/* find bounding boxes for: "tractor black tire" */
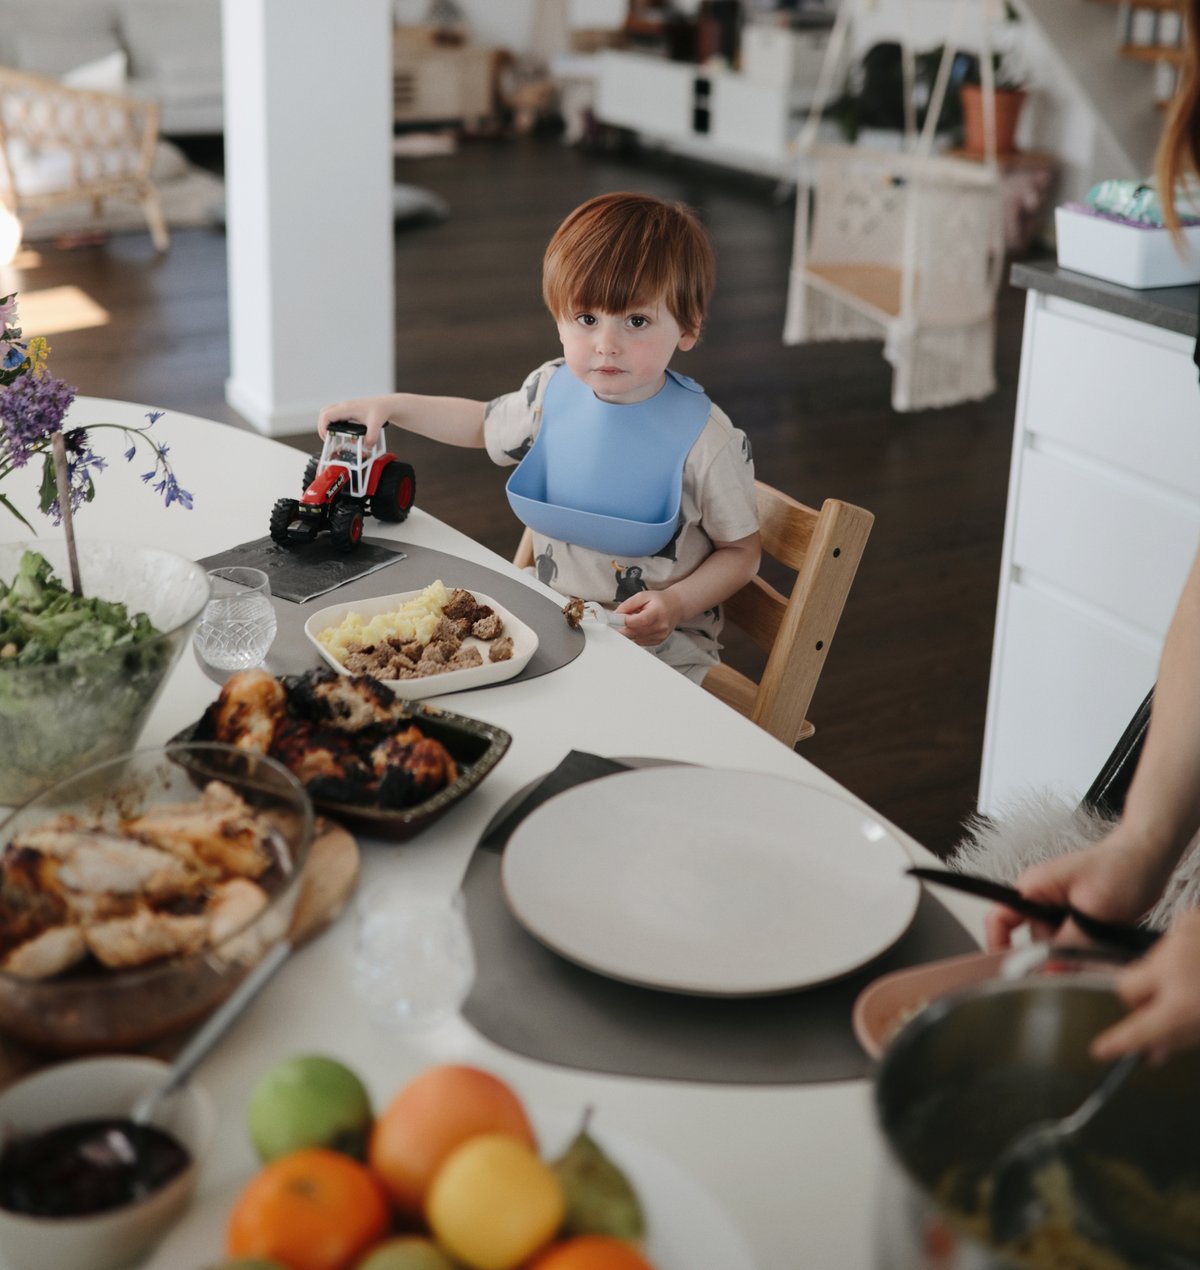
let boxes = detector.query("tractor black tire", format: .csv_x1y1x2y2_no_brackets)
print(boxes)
330,498,365,551
302,453,320,492
270,497,300,546
371,461,416,523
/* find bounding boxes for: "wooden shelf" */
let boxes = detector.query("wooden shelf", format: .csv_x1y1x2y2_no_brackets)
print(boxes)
1119,42,1187,64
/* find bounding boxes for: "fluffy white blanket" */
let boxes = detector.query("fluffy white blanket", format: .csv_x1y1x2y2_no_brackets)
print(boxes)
948,791,1200,931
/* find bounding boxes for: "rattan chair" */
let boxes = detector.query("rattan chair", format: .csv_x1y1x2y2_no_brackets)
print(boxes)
514,483,874,747
0,67,168,251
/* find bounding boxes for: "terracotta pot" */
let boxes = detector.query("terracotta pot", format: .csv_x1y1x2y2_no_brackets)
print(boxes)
960,82,1026,157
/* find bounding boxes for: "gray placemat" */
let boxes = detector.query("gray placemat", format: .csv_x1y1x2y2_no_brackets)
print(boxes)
460,751,980,1086
197,537,584,689
201,535,405,603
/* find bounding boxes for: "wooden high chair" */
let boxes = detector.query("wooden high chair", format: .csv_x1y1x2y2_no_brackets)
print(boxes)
513,483,874,747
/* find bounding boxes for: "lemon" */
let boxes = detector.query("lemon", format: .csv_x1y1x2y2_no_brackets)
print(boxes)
425,1133,565,1270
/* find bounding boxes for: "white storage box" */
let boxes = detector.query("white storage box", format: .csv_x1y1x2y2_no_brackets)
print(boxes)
1055,203,1200,289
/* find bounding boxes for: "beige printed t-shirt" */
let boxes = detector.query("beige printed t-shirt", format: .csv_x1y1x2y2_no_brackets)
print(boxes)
483,359,758,673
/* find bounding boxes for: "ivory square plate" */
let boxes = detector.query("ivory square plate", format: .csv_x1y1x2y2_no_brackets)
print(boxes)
304,587,538,699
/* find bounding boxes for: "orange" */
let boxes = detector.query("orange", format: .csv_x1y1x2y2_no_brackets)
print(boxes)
527,1236,658,1270
367,1064,536,1218
226,1147,391,1270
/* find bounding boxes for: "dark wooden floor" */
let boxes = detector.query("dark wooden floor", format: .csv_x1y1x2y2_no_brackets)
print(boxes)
0,134,1035,858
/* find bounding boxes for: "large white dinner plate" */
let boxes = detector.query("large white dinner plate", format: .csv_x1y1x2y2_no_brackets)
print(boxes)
501,767,920,996
141,1106,759,1270
304,587,538,699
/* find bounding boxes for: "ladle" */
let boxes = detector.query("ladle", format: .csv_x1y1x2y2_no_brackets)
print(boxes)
988,1051,1140,1247
78,938,293,1187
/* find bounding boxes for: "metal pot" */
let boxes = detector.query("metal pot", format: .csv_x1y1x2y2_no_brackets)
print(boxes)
873,968,1200,1268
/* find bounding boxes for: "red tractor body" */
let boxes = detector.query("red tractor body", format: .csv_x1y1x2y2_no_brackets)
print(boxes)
270,422,415,551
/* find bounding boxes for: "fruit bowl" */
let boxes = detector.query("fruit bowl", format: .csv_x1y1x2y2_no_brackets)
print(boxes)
0,742,314,1055
0,540,211,807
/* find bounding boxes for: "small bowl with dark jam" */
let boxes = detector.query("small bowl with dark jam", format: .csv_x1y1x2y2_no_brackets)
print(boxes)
0,1055,214,1270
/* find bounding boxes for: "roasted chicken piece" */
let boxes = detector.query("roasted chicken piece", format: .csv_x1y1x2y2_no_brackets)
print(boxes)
0,782,285,978
197,669,464,810
207,668,287,752
124,781,276,880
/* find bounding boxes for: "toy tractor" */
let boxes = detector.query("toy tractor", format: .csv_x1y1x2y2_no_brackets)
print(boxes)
269,421,416,551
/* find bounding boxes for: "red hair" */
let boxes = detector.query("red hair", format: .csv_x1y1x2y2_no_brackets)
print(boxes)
542,192,715,335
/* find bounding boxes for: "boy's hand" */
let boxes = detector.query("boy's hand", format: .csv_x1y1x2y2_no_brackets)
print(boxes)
617,590,682,646
317,398,393,447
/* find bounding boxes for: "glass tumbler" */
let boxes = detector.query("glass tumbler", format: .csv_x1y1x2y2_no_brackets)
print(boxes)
352,882,476,1031
193,567,277,672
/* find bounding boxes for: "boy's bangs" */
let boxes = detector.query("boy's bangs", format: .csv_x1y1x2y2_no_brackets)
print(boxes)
554,250,668,319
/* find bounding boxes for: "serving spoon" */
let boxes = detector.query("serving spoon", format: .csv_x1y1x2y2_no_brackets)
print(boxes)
988,1051,1140,1249
77,938,294,1191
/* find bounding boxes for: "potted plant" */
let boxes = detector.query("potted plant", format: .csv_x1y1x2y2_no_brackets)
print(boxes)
958,47,1027,157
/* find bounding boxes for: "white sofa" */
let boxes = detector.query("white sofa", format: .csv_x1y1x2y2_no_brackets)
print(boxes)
0,0,222,135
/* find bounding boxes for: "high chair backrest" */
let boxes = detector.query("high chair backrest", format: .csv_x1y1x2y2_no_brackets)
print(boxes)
704,486,873,746
513,484,874,747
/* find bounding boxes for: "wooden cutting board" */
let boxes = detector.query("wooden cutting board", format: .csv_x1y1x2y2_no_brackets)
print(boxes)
0,817,360,1092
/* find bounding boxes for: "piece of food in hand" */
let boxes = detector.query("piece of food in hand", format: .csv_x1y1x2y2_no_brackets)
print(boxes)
367,1063,537,1219
425,1133,566,1270
551,1110,645,1242
248,1055,374,1163
562,597,585,629
226,1148,390,1270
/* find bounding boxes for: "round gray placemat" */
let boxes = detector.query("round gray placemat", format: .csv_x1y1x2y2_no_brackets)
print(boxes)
459,751,980,1086
197,536,584,688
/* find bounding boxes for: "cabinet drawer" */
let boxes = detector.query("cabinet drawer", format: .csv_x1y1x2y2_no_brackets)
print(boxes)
981,583,1159,811
1024,306,1200,500
1012,446,1200,636
711,75,790,158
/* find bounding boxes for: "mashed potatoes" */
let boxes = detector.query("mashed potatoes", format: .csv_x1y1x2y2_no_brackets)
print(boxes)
316,580,452,662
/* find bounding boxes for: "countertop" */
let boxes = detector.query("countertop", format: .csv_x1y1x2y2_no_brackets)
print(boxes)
1010,259,1200,338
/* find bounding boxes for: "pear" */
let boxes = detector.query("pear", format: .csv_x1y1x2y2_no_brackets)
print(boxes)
550,1108,646,1241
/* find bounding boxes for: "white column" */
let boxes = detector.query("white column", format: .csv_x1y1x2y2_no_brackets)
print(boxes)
222,0,394,437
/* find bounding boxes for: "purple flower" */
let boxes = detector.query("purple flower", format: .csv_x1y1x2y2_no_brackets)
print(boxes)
0,371,76,467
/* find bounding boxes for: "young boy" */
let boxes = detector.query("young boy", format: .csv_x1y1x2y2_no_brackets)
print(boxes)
317,191,760,683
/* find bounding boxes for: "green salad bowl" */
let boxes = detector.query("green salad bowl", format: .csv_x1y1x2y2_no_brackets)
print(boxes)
0,541,211,807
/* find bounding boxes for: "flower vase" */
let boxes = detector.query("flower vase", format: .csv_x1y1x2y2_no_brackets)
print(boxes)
961,83,1026,158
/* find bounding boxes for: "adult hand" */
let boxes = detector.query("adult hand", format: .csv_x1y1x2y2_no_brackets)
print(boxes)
317,398,393,447
1091,908,1200,1064
617,589,682,647
984,829,1172,950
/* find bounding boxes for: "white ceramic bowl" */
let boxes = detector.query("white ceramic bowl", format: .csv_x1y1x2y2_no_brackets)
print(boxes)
0,1056,215,1270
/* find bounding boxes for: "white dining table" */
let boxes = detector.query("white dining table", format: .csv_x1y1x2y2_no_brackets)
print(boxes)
0,400,990,1270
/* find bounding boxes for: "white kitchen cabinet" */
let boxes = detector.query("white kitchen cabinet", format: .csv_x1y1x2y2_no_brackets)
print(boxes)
979,278,1200,813
593,48,823,177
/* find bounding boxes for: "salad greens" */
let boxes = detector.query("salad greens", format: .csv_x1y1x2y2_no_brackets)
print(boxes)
0,550,161,667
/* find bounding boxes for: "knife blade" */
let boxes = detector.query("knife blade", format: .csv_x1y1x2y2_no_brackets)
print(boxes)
907,866,1160,954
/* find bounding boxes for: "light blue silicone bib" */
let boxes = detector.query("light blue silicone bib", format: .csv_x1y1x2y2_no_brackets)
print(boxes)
506,366,710,557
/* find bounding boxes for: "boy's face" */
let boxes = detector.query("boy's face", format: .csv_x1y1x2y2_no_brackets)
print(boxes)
555,298,697,405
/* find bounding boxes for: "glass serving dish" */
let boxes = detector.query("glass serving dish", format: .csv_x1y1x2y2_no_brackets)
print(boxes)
0,742,313,1055
0,541,211,807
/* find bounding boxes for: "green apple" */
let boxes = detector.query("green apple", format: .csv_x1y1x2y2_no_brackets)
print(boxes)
354,1237,457,1270
247,1054,373,1162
